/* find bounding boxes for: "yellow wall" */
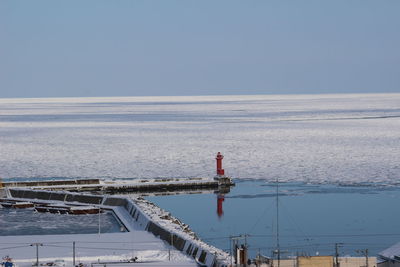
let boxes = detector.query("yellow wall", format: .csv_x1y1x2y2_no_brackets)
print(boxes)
298,256,334,267
339,257,376,267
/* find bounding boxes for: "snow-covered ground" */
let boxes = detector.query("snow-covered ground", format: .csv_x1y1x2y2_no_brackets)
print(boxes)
0,189,228,267
0,208,123,236
0,94,399,184
0,195,199,267
0,232,196,267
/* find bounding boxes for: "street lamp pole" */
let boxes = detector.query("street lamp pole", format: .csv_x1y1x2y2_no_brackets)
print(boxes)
31,243,43,266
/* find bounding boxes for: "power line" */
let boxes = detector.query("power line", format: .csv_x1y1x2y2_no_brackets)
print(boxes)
0,245,31,250
0,240,162,245
248,233,400,238
44,244,171,252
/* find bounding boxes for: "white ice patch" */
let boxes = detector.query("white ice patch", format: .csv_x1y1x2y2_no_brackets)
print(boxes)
0,94,399,184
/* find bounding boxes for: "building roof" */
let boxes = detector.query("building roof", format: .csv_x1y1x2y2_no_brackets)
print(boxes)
379,242,400,261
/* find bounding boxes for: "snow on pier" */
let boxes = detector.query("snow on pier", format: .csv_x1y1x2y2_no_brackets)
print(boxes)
3,188,231,267
1,177,234,194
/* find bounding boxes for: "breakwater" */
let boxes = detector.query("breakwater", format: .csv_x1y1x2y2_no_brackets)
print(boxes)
2,177,233,194
6,188,231,267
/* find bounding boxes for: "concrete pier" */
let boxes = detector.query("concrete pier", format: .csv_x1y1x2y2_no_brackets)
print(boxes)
1,177,234,194
5,188,231,267
0,178,100,188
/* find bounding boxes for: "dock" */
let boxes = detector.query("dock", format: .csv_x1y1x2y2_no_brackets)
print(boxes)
4,188,232,267
0,177,234,194
0,178,100,188
0,153,235,267
0,153,235,195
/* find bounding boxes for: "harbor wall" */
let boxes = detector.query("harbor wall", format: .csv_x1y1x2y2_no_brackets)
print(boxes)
2,179,100,188
8,188,230,267
107,195,229,267
0,189,6,198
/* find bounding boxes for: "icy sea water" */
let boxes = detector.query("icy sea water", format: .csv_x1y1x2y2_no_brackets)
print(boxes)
0,94,399,184
147,180,400,258
0,94,399,257
0,209,124,236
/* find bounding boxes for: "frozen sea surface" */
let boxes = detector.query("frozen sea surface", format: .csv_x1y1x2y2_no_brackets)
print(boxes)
0,208,123,236
0,94,399,184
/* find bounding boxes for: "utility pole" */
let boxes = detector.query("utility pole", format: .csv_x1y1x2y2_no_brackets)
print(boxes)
169,233,174,261
356,249,369,267
276,176,280,267
73,241,76,267
230,234,249,266
229,236,233,267
98,200,101,235
31,243,43,267
335,243,343,267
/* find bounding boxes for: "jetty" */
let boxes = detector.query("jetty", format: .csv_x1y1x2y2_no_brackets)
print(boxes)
0,153,234,267
0,153,234,195
3,187,231,267
0,177,233,196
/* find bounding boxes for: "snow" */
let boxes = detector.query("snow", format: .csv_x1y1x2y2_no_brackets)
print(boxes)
1,189,229,266
0,194,198,267
21,177,219,191
132,197,231,265
0,232,196,267
0,94,399,184
378,241,400,261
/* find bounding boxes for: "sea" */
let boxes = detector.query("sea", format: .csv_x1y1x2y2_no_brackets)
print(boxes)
0,93,399,258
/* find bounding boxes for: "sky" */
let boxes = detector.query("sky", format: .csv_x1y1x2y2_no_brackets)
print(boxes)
1,1,399,98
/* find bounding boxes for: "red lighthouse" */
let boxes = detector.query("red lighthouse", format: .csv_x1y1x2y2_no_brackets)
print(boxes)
213,152,233,218
216,152,225,176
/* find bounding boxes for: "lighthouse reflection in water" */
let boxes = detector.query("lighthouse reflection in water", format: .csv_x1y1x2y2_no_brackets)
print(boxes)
214,152,229,219
217,194,225,218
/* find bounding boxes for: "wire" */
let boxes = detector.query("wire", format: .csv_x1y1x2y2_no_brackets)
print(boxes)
246,194,275,235
0,240,162,245
0,245,31,250
248,233,400,238
77,241,161,244
43,244,169,252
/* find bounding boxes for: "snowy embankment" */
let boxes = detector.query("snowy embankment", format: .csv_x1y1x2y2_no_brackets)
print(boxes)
0,232,196,267
132,197,231,266
1,191,196,267
3,188,231,267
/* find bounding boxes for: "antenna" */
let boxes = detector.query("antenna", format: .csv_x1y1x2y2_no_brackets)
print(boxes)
335,243,343,267
356,248,369,267
230,234,249,265
98,199,101,235
276,176,280,267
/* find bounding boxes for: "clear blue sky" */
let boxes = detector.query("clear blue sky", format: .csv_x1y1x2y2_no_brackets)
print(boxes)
1,1,399,98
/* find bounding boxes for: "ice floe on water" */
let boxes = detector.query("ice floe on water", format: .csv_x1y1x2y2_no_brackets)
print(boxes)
0,209,122,236
0,94,399,185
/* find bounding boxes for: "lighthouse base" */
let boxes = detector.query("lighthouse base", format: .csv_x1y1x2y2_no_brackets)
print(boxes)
213,176,234,186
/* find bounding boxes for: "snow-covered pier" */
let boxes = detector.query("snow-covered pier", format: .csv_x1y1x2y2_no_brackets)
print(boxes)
0,178,100,188
1,177,234,195
4,188,231,267
0,153,234,195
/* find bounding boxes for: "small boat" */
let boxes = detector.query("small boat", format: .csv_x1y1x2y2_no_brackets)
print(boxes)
68,206,101,215
35,205,70,214
34,206,50,213
47,207,69,214
35,204,101,215
12,202,35,209
0,202,14,208
1,201,34,209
